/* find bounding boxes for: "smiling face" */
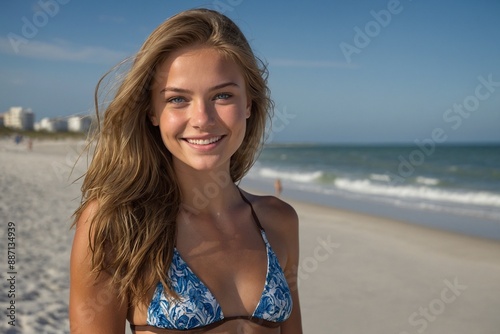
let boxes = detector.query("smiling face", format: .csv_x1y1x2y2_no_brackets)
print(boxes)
150,46,251,174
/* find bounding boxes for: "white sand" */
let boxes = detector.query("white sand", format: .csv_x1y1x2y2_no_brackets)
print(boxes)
1,138,85,333
0,138,499,333
290,201,500,334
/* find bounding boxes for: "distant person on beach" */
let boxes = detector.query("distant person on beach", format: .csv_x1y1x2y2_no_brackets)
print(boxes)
275,178,283,197
70,9,302,334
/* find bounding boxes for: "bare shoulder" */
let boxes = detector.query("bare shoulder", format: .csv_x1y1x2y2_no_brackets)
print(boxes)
241,189,299,236
73,200,99,231
71,200,100,257
71,200,98,259
241,189,300,292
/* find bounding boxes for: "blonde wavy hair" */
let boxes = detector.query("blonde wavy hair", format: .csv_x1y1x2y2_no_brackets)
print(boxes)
73,8,273,305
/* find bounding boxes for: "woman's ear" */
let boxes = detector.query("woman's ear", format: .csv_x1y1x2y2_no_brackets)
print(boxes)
245,101,251,119
149,112,159,126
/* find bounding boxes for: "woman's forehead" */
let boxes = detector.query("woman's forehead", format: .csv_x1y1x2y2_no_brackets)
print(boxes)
153,47,245,90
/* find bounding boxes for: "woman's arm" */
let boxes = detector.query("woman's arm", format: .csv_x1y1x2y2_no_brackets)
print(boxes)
279,203,303,334
69,202,128,334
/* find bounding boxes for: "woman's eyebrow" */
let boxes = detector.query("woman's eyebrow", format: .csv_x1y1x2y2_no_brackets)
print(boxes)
209,82,240,91
160,82,240,94
160,86,192,94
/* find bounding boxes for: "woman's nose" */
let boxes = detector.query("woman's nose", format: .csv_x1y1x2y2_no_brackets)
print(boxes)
190,99,216,129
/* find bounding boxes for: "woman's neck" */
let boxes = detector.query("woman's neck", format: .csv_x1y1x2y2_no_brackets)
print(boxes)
174,164,241,217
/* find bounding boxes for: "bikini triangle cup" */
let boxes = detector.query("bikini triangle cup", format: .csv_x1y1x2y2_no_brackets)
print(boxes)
130,189,293,332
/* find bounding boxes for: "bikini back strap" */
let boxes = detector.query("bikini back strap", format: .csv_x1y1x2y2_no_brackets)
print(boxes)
237,188,265,231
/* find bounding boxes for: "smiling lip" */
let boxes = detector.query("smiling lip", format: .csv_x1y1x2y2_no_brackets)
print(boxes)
184,136,224,146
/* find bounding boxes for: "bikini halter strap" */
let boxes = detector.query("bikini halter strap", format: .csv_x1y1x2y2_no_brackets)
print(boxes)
237,188,265,231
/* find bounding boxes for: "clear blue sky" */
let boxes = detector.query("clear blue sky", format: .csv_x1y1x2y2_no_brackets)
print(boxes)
1,0,499,143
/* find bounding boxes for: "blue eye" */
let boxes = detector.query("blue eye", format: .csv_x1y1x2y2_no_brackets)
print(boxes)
167,96,186,104
214,93,232,100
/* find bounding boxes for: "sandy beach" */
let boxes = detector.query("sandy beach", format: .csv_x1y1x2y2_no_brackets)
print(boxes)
1,139,499,333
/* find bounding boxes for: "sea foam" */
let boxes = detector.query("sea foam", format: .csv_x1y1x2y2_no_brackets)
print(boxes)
334,178,500,207
259,167,323,183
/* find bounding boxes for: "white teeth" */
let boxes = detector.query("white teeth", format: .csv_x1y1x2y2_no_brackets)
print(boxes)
186,136,222,145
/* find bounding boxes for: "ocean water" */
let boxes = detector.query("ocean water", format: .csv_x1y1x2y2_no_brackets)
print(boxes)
244,144,500,238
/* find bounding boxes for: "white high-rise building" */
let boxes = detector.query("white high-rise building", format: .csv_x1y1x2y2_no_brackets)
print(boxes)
4,107,34,130
67,115,92,133
35,117,68,132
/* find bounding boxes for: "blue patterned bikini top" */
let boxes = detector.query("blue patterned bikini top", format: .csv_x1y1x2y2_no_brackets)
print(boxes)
130,190,293,332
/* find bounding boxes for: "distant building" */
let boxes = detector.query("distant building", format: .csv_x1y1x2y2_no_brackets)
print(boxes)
35,117,68,132
4,107,34,130
67,115,92,133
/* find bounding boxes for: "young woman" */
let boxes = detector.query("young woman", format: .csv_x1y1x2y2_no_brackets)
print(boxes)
70,9,302,334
